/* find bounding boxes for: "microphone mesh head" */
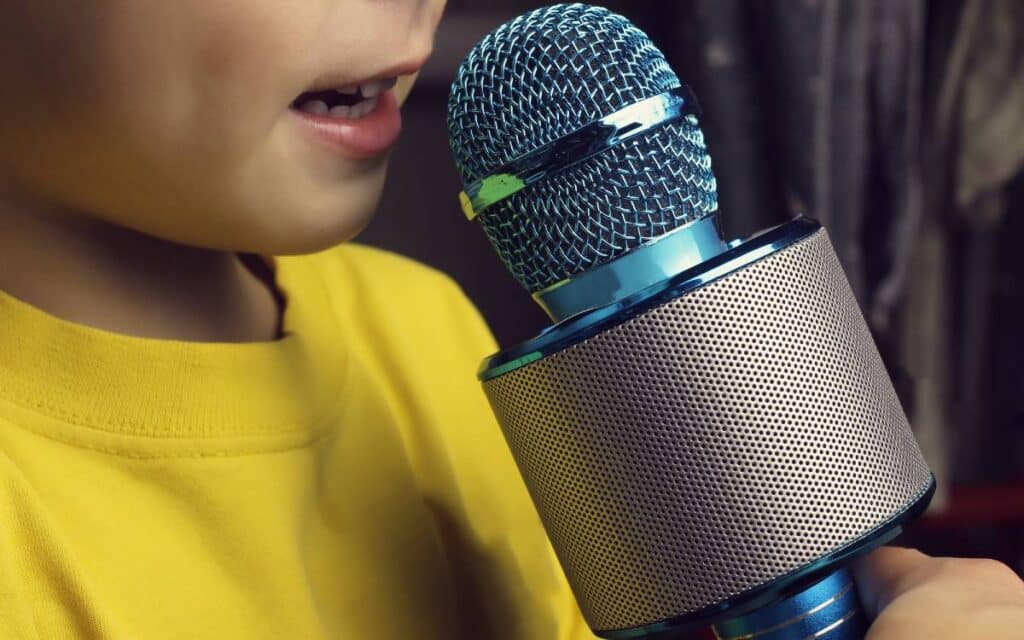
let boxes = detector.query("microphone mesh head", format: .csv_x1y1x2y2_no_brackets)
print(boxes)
448,3,718,293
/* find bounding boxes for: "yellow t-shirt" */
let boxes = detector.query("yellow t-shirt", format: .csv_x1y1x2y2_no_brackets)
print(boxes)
0,244,596,639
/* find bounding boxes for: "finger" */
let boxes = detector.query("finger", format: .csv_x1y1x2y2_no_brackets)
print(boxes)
851,546,933,617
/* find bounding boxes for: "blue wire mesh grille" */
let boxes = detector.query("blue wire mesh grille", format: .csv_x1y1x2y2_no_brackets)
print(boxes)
447,3,718,293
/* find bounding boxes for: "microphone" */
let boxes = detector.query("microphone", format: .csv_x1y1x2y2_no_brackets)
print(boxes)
447,5,935,640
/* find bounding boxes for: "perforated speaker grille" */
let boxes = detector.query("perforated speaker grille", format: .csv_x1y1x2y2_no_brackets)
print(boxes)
482,229,932,632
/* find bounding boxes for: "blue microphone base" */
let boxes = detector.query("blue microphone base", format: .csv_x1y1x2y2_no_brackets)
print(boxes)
711,568,867,640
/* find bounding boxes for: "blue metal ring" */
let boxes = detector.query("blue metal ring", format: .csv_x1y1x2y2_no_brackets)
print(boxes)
533,214,728,322
712,568,866,640
479,216,820,381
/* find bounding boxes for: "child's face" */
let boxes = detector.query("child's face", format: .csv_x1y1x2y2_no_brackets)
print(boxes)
0,0,444,254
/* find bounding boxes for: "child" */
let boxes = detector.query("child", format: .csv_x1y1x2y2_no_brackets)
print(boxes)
0,2,1020,639
0,1,591,637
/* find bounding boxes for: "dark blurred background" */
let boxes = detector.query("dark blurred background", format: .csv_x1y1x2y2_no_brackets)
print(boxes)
359,0,1024,604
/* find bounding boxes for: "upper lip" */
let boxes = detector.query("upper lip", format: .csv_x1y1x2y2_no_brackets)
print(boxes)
301,54,430,94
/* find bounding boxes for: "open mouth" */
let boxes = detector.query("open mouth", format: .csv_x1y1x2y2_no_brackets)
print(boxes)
289,77,398,119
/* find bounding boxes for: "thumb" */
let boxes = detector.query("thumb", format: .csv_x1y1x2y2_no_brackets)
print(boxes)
852,545,1024,639
851,546,932,618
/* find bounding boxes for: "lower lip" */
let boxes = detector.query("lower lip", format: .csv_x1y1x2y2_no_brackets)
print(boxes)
288,90,402,160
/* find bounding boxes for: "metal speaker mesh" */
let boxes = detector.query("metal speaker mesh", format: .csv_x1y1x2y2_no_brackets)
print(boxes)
447,3,718,293
482,229,933,632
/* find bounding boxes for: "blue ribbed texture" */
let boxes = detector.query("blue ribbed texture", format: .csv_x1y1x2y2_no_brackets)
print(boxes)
713,569,868,640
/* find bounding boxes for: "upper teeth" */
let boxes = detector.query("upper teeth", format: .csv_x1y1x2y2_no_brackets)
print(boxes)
294,76,398,119
334,77,398,99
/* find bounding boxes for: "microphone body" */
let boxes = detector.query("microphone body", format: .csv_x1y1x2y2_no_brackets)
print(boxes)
446,5,934,638
478,218,932,638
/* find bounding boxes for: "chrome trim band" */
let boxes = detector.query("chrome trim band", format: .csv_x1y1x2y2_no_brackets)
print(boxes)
534,214,727,322
458,85,702,220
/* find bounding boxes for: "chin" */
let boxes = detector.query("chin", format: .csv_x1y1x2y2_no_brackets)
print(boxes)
243,202,379,256
227,167,388,255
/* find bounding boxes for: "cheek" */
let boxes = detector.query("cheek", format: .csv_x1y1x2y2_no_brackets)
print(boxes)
0,2,112,136
186,3,323,144
41,1,323,165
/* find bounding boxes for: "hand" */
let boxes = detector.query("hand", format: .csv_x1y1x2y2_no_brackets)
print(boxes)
853,546,1024,638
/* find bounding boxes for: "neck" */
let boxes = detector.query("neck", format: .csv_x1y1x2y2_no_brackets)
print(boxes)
0,190,282,343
